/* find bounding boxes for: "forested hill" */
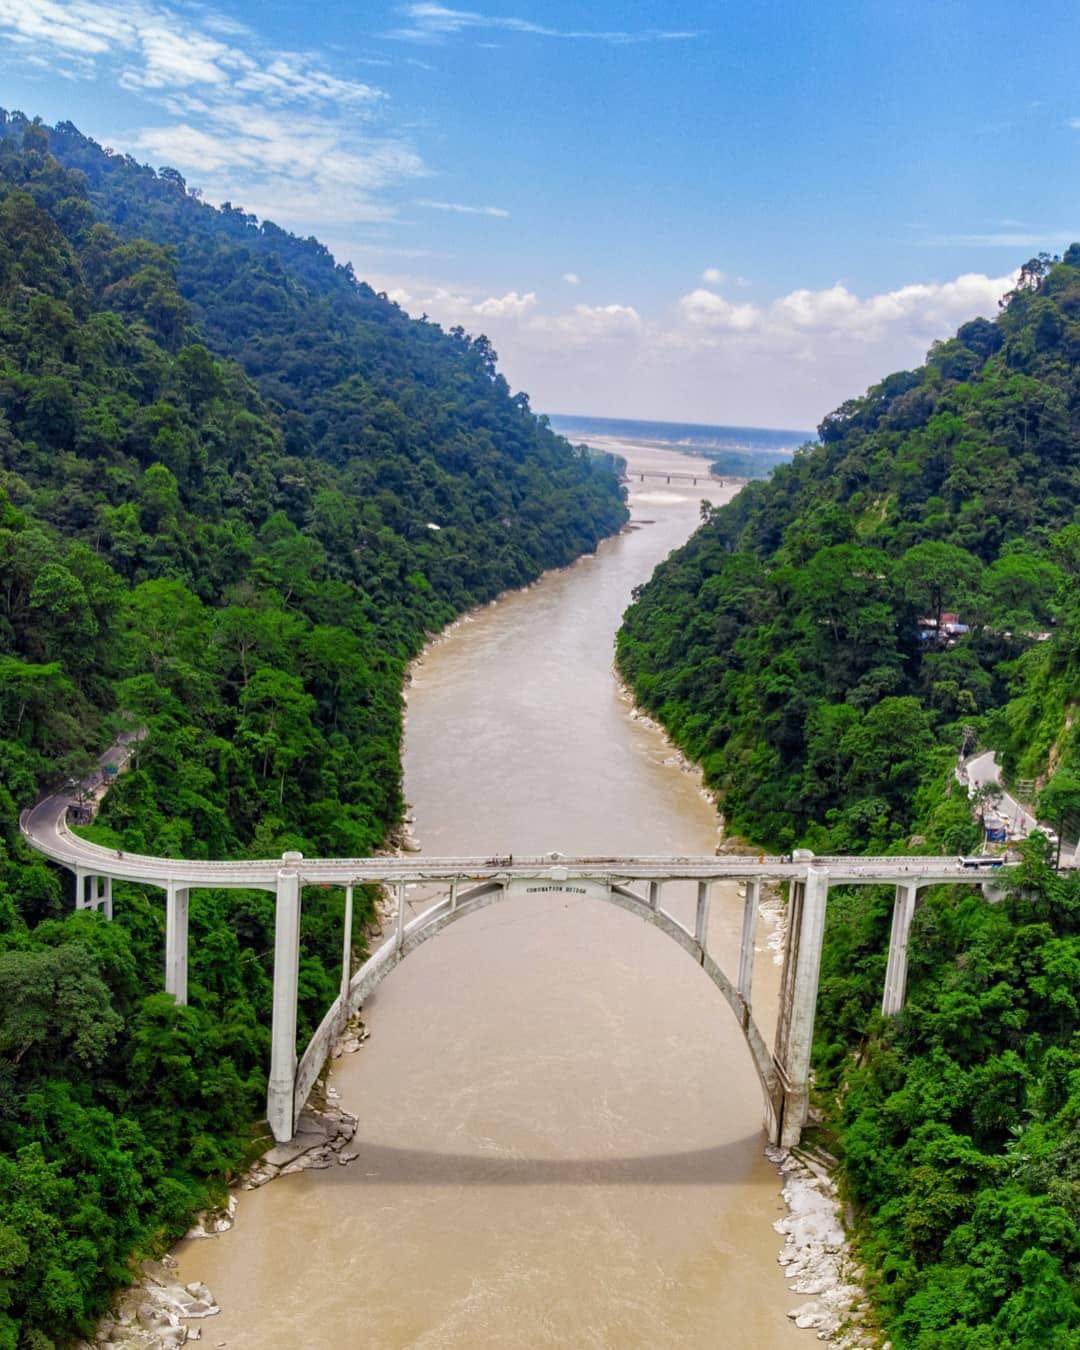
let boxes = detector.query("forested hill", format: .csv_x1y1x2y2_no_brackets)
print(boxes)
619,252,1080,852
0,110,627,853
619,259,1080,1343
23,111,625,561
0,117,624,1346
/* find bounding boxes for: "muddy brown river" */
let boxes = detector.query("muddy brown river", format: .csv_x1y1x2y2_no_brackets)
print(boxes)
176,445,803,1347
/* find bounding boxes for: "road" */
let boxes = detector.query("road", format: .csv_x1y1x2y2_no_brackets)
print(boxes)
965,750,1039,834
962,749,1076,863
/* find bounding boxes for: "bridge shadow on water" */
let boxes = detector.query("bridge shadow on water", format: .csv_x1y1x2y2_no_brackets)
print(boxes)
326,1134,769,1186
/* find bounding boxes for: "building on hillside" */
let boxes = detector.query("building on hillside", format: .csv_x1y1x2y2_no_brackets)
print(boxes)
916,612,970,647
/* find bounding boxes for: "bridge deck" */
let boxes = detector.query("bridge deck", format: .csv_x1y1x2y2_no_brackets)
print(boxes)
22,791,1013,890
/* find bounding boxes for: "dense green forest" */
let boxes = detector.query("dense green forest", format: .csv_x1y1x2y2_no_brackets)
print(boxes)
0,113,626,1347
619,255,1080,1343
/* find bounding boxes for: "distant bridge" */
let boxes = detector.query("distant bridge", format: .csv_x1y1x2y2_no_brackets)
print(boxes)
22,785,1015,1148
629,470,736,486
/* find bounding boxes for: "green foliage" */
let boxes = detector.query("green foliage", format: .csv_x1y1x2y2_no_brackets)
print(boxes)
816,857,1080,1345
0,112,627,1343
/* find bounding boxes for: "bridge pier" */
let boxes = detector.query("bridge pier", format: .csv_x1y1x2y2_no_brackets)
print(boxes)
772,866,829,1147
737,880,759,1004
395,881,407,950
165,883,190,1005
881,882,920,1015
340,884,354,1005
267,854,303,1143
694,880,711,948
75,871,112,918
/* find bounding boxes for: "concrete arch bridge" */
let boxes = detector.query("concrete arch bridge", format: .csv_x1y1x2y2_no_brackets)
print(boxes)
22,789,1013,1147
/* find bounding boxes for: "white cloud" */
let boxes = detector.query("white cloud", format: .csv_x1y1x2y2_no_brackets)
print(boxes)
700,266,751,288
562,271,581,286
679,289,758,330
0,0,131,54
675,272,1016,347
0,0,418,232
474,289,536,317
920,230,1078,248
388,4,700,44
365,268,1018,425
417,198,510,217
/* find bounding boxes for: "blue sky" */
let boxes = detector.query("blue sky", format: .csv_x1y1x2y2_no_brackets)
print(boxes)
2,1,1079,426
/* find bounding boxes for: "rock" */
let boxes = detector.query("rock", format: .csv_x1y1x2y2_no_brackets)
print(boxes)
136,1302,167,1330
769,1144,876,1346
263,1125,328,1168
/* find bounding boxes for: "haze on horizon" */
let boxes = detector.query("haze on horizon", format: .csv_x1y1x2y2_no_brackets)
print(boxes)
2,0,1078,428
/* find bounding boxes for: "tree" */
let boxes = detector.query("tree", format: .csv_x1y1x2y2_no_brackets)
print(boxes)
0,945,122,1073
895,541,982,636
981,550,1062,632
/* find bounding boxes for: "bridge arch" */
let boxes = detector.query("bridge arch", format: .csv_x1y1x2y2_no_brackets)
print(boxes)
293,874,783,1146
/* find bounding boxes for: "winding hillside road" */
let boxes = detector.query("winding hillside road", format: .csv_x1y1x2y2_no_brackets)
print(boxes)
963,749,1076,863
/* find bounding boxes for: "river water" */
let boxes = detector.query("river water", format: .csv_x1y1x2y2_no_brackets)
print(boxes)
177,446,803,1347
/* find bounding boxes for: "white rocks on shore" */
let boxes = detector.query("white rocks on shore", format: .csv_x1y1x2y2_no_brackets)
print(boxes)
86,1011,371,1347
769,1145,878,1346
331,1014,370,1059
184,1194,237,1239
74,1257,220,1349
241,1101,360,1188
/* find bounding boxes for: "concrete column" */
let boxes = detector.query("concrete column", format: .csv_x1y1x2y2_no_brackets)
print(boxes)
737,880,760,1003
267,855,303,1143
450,879,460,912
777,866,830,1147
83,874,104,913
881,882,919,1016
395,881,407,951
102,876,113,921
648,880,661,911
165,883,190,1005
74,870,88,910
340,885,353,1005
694,880,711,949
773,879,803,1071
